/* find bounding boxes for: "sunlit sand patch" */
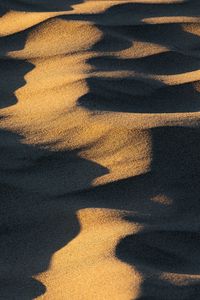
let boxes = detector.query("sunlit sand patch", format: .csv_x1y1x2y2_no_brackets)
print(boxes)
144,16,200,24
0,0,191,37
115,41,169,59
90,69,200,86
1,1,200,299
35,209,143,299
151,194,173,206
181,23,200,40
193,81,200,92
7,19,103,59
0,11,58,36
88,129,152,186
161,272,200,286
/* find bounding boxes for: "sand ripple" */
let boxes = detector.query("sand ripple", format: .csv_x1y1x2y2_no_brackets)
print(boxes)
0,1,200,299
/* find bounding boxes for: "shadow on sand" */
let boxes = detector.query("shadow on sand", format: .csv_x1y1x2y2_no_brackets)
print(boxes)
115,126,200,300
76,2,200,113
0,1,100,299
0,0,81,15
1,1,200,299
0,28,34,108
0,129,109,299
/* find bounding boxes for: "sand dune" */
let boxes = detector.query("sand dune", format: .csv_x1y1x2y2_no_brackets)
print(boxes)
0,1,200,299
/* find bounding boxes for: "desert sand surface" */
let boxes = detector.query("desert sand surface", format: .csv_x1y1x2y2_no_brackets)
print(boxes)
1,0,200,299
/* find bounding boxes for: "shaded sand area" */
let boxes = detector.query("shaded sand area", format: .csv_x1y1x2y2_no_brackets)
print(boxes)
1,0,200,299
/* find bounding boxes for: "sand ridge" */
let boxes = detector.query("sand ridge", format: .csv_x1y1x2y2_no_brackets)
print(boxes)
1,1,200,299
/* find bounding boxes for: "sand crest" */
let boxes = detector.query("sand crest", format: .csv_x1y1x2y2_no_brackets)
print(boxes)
1,1,200,299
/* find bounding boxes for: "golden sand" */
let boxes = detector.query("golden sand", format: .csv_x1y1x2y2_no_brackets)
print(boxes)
1,1,200,299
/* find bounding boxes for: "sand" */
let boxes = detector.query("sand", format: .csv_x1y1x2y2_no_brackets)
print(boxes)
0,1,200,299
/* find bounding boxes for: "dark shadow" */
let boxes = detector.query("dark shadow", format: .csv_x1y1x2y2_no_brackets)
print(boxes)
61,1,200,24
0,28,34,108
0,1,97,298
85,52,200,75
0,0,81,15
115,126,200,299
76,2,200,113
1,2,200,299
78,78,200,113
0,0,82,107
0,5,8,17
0,129,109,299
0,58,34,108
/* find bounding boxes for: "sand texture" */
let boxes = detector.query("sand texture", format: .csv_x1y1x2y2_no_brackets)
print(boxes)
1,1,200,299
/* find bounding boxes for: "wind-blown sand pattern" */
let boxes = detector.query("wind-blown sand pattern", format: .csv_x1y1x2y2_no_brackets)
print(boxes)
1,1,200,299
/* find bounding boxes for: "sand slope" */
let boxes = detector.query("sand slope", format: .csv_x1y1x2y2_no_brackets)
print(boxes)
0,1,200,299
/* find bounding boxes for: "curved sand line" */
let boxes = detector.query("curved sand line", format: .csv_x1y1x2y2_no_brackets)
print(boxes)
1,1,200,299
